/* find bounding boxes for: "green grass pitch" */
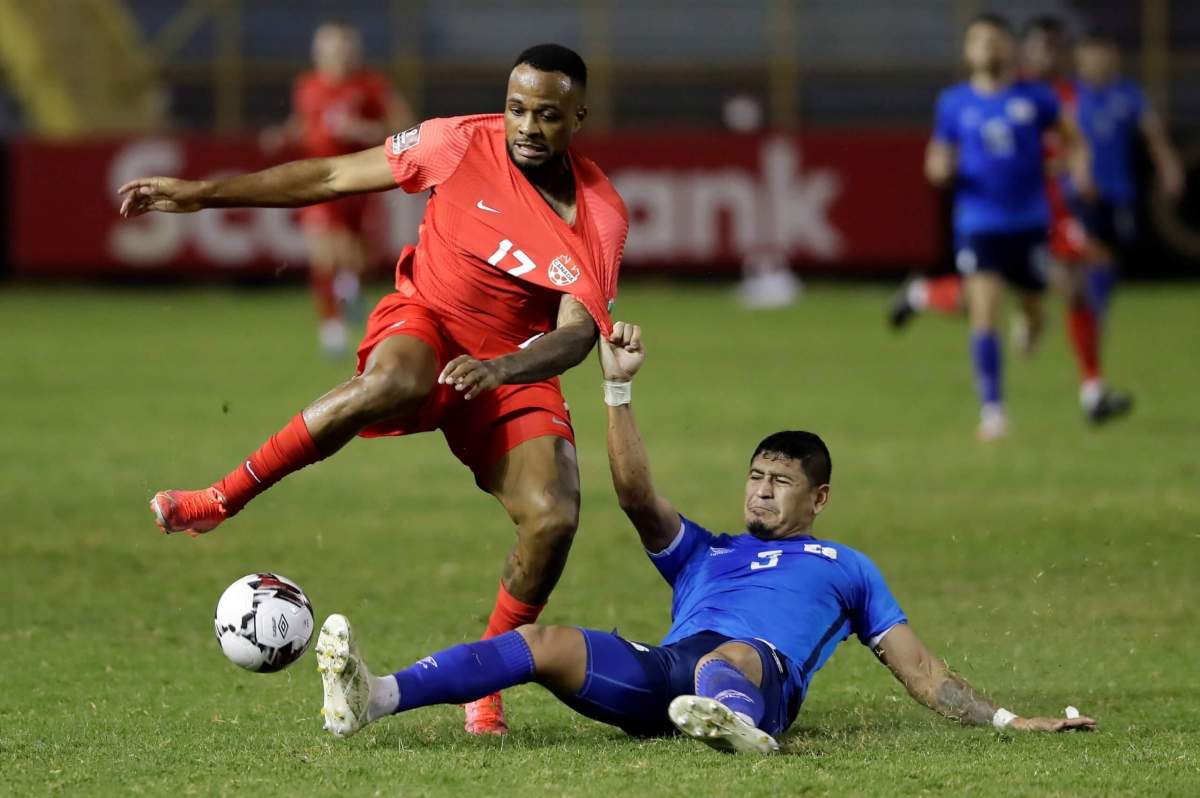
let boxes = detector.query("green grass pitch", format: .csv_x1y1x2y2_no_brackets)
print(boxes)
2,281,1198,796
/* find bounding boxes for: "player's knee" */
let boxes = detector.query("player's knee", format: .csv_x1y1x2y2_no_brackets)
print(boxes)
354,361,431,420
699,642,763,685
517,624,582,683
519,493,580,550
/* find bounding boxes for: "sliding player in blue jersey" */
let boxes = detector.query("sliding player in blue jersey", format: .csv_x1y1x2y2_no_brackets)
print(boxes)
925,14,1094,440
312,322,1095,754
1069,29,1184,418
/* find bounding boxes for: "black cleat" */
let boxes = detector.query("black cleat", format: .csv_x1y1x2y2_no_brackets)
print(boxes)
888,287,917,330
1087,390,1133,426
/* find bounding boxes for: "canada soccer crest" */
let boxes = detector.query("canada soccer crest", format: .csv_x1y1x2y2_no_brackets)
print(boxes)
548,255,580,286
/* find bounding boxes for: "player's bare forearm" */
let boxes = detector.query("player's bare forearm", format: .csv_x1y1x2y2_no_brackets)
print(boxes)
925,140,956,187
492,319,597,385
597,321,678,551
875,624,997,725
875,625,1097,732
606,403,679,552
1057,117,1093,198
1142,114,1185,196
202,157,341,208
119,147,394,216
438,320,595,401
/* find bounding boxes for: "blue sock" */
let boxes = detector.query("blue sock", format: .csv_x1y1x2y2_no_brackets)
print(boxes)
1085,266,1116,320
695,659,765,727
391,631,535,713
970,331,1002,407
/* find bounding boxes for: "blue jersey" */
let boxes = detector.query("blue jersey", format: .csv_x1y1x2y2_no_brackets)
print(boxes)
649,516,907,698
1075,78,1147,205
933,80,1059,235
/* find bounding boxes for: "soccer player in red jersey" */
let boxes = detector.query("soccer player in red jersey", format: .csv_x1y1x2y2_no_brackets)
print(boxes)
262,22,412,357
120,44,628,735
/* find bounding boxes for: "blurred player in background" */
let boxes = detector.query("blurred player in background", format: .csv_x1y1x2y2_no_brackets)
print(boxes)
312,323,1095,753
922,14,1092,440
1071,29,1184,409
121,44,628,735
262,22,413,357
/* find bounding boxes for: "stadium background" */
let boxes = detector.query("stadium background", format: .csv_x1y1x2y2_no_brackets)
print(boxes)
2,0,1200,278
3,2,1199,796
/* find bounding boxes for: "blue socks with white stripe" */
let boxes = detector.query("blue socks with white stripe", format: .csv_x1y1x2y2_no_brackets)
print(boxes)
695,659,765,728
380,631,535,715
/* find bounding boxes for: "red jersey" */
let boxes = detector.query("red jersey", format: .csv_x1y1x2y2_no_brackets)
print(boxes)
383,115,627,352
1042,79,1086,261
294,70,390,158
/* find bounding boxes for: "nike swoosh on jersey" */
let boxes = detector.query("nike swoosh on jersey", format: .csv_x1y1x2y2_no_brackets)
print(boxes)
476,200,501,213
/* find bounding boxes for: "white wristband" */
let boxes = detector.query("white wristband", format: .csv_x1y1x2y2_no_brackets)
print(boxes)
992,708,1017,729
603,380,632,406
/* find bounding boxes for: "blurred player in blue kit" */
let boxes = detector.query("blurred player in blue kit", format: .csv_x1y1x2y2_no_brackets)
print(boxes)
1070,29,1184,400
312,322,1095,754
925,13,1094,440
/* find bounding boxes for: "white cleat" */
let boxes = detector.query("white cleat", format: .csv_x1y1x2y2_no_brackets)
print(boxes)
316,614,373,739
976,402,1009,443
668,695,779,754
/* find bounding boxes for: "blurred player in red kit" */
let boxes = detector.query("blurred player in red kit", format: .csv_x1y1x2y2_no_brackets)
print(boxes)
262,22,413,357
120,44,628,735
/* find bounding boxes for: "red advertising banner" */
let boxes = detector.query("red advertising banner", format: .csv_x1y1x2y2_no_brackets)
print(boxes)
9,132,938,277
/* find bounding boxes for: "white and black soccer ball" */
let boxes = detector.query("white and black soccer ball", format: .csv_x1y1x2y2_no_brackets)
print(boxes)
214,573,314,673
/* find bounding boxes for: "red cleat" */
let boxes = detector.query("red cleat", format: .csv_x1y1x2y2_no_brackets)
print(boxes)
150,487,228,537
464,693,508,735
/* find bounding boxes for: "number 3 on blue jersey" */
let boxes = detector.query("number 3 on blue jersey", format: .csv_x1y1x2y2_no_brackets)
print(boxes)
751,550,784,570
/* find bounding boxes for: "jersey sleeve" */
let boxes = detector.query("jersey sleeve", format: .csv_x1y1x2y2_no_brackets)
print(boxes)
646,514,714,587
1032,83,1061,130
384,116,476,193
932,90,959,144
848,552,908,647
1127,81,1149,122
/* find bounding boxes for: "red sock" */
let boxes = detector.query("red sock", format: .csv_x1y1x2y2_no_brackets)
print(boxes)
214,414,323,516
1066,303,1102,382
481,581,545,640
927,275,963,314
310,269,339,321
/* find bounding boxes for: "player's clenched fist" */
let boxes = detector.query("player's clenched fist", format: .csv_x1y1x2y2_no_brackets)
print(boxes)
599,321,645,383
438,356,506,401
118,177,208,218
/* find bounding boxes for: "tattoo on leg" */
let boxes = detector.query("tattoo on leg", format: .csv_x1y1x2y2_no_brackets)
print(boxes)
935,675,998,726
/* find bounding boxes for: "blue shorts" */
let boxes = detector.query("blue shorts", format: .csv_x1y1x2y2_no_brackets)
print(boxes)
955,228,1049,292
1072,197,1136,250
560,629,803,738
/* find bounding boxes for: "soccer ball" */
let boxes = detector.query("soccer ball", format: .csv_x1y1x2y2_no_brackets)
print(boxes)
213,573,314,672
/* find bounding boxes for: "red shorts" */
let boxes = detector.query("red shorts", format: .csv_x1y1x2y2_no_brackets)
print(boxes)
298,194,371,234
1047,181,1087,263
354,292,575,478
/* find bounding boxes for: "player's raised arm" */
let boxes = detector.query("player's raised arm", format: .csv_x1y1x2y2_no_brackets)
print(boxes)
873,624,1096,732
438,294,598,400
924,140,957,188
1053,113,1096,201
598,322,680,553
1140,108,1186,199
118,146,395,218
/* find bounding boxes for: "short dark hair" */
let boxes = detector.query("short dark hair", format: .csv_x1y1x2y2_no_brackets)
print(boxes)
1022,14,1067,38
513,43,587,88
967,12,1015,35
1078,26,1117,47
751,431,832,487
